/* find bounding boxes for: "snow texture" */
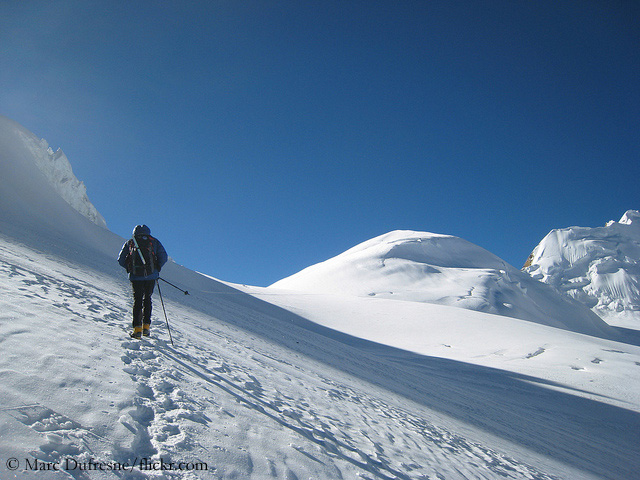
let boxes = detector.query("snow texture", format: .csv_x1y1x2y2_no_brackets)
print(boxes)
1,115,639,480
525,211,640,328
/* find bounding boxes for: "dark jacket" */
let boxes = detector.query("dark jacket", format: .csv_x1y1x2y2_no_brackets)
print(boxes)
118,225,168,281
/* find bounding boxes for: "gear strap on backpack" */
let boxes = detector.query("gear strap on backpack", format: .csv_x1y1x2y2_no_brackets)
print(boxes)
129,234,157,276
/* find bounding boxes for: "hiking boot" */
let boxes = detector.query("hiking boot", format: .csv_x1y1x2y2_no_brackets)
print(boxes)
131,326,143,339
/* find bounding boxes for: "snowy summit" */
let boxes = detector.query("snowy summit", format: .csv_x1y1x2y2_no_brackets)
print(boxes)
525,210,640,328
271,230,615,338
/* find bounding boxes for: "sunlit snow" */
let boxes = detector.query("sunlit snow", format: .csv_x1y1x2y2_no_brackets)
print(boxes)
1,114,639,480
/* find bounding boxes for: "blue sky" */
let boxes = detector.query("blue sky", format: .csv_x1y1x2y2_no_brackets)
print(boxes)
1,1,638,286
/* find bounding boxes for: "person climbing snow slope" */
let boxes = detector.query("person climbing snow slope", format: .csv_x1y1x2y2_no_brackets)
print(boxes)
118,224,168,338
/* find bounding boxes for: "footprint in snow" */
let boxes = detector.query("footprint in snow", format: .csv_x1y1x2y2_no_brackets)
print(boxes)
525,347,546,359
118,337,211,463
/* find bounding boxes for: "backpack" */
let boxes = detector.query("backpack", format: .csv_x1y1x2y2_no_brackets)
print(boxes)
129,234,157,277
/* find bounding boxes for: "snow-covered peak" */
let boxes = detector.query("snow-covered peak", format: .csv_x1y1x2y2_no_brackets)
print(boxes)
0,115,121,260
14,124,107,229
271,230,615,337
525,211,640,327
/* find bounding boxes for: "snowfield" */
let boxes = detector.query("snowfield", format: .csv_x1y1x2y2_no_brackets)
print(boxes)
1,114,639,480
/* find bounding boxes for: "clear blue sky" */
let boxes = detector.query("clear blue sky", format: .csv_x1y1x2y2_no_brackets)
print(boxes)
1,1,638,286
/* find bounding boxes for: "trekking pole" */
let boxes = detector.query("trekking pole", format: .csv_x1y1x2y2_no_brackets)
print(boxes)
156,280,174,346
159,277,189,295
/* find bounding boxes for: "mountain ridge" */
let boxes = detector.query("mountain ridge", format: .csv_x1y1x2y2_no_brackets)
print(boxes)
1,114,106,229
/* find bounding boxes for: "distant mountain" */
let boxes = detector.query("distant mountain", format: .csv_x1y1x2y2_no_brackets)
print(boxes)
270,230,616,338
524,210,640,327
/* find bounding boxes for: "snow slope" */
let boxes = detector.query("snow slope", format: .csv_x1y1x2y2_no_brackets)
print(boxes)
525,211,640,329
1,115,640,480
270,230,616,338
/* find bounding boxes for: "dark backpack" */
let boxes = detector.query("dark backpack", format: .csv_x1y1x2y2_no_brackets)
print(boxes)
129,234,157,276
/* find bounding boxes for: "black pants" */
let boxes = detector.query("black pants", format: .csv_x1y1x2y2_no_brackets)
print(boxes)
132,280,155,328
